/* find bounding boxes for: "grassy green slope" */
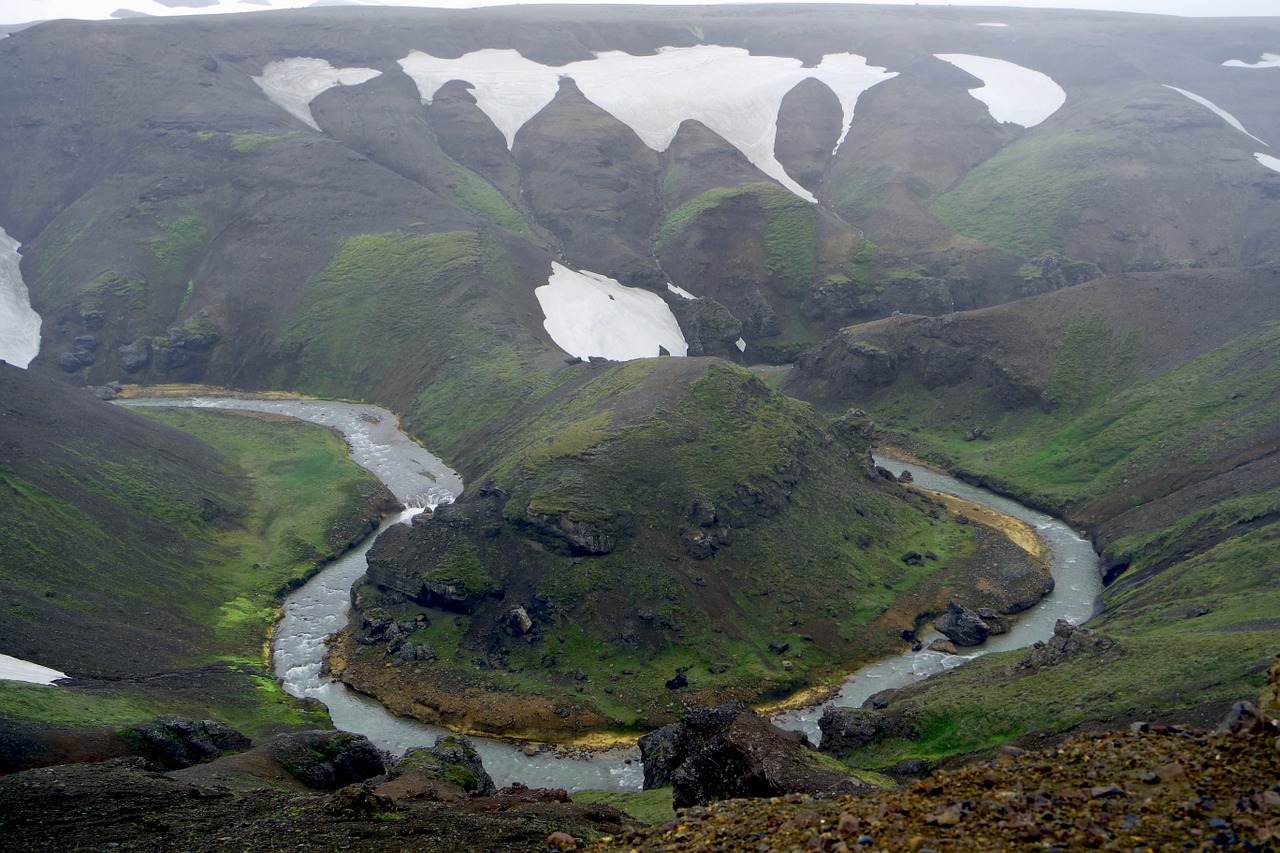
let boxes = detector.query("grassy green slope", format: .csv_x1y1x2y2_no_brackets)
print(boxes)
784,273,1280,768
0,366,391,737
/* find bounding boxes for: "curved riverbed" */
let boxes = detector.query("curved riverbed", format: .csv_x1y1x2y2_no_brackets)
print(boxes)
123,396,644,790
773,455,1103,741
123,399,1101,791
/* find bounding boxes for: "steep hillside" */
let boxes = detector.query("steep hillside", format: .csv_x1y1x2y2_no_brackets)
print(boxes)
784,266,1280,763
0,363,391,736
2,6,1279,400
338,358,1051,736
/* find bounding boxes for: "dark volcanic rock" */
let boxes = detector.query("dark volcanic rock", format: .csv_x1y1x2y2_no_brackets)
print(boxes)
265,731,387,790
1016,619,1118,672
392,734,495,796
934,601,990,647
638,703,868,807
117,715,251,771
817,707,890,757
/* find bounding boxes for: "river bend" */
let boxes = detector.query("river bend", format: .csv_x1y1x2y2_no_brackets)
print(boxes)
123,399,1101,791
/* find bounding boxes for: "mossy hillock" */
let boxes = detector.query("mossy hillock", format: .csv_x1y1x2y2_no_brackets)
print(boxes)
341,357,1046,736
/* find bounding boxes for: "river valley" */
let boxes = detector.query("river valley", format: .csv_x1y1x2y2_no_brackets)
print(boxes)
115,396,1102,791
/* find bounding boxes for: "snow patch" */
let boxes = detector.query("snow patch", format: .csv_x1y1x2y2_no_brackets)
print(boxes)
0,653,66,685
1164,85,1269,147
398,49,560,149
735,337,747,353
1257,153,1280,174
253,57,381,131
397,46,897,202
975,22,1010,27
0,227,41,368
1223,53,1280,69
934,53,1065,128
536,263,688,361
666,282,697,300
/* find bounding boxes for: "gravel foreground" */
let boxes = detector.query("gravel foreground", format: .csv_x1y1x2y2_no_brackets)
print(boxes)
586,713,1280,853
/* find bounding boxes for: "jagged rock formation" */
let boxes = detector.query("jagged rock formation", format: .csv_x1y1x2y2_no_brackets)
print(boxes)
639,703,869,807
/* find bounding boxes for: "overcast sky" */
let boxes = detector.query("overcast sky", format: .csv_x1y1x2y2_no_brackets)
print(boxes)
5,0,1278,29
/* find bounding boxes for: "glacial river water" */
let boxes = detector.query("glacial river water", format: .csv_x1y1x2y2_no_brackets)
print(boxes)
117,397,1102,791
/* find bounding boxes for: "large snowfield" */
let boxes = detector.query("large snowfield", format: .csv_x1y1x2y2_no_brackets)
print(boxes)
535,264,688,362
934,53,1065,127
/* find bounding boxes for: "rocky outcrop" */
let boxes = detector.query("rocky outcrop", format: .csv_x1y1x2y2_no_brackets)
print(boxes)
638,703,869,807
265,731,387,790
1015,620,1118,672
116,715,251,771
934,601,991,647
523,510,619,555
817,707,890,757
380,734,495,799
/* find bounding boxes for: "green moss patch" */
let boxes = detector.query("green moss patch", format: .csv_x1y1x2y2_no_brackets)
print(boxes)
935,132,1123,256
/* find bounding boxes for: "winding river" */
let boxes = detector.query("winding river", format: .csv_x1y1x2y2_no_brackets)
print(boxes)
121,397,1102,791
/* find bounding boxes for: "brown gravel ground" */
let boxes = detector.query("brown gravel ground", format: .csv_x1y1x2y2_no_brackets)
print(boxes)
586,719,1280,853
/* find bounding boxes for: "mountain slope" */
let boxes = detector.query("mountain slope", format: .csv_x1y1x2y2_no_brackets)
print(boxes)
783,265,1280,762
0,364,390,735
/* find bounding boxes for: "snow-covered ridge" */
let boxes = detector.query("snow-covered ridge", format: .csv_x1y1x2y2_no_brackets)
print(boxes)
1257,153,1280,174
1223,52,1280,69
536,263,688,362
399,45,897,202
0,226,41,369
934,53,1065,128
1164,85,1269,147
252,58,381,132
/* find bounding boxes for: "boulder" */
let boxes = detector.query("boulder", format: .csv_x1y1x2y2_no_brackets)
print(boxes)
934,601,990,647
389,734,495,798
817,707,887,756
927,639,957,655
1015,619,1118,672
637,702,868,807
117,715,251,771
117,339,152,373
265,730,386,790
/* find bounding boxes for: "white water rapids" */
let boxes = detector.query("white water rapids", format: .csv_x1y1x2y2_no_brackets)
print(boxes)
115,397,1101,791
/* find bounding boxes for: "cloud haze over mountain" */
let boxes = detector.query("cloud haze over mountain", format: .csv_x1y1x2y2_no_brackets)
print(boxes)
4,0,1277,27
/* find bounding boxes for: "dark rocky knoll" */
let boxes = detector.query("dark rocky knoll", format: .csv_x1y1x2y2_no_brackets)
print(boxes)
336,357,1049,734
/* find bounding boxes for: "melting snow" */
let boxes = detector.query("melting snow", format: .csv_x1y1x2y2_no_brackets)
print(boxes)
536,263,688,361
1257,153,1280,174
666,283,697,300
735,337,747,353
0,227,40,368
934,53,1065,128
398,49,560,149
1223,53,1280,69
399,45,897,202
1164,85,1269,147
0,653,66,685
253,58,381,131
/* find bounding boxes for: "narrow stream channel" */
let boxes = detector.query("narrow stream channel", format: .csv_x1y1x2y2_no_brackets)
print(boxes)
121,398,1102,791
